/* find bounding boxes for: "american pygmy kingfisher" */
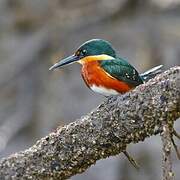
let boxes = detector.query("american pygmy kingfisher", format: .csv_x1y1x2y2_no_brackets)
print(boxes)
49,39,162,96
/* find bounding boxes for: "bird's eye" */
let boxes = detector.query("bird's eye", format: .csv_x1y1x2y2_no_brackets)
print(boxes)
81,49,87,56
75,49,87,57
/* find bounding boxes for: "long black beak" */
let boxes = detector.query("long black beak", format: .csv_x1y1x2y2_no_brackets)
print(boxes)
49,54,80,70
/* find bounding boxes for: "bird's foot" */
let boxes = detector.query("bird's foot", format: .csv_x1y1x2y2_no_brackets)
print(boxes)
106,95,119,103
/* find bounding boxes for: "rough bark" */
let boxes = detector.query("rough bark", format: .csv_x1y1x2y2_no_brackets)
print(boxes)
161,123,174,180
0,66,179,180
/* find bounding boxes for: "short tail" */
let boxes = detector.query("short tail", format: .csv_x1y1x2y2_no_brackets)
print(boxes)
140,65,163,82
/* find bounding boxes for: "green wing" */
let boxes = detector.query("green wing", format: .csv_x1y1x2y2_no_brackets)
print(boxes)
100,58,143,87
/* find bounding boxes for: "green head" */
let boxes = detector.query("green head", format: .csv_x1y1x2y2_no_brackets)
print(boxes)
49,39,116,70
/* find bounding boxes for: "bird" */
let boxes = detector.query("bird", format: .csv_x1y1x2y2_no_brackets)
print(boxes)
49,39,162,96
49,39,163,169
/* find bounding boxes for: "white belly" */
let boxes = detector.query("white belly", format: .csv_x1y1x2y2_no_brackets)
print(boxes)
90,84,119,96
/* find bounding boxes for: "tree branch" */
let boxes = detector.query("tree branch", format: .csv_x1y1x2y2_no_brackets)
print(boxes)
0,66,179,180
161,122,174,180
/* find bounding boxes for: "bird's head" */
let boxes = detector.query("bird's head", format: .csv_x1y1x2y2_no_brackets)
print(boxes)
49,39,116,70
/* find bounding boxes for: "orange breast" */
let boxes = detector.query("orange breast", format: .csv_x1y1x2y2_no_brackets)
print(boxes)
81,61,133,93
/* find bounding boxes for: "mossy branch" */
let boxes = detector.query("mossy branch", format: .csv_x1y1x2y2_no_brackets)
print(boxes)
0,66,179,180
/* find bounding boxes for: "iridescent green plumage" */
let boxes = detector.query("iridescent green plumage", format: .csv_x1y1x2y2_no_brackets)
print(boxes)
100,58,143,87
77,39,116,57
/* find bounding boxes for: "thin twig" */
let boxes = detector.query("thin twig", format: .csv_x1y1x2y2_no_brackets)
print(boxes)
173,129,180,139
171,136,180,160
123,151,140,170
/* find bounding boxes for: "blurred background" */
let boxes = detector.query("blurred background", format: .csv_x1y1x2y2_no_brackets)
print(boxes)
0,0,179,179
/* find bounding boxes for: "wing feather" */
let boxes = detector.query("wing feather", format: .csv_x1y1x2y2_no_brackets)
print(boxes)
100,58,143,87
